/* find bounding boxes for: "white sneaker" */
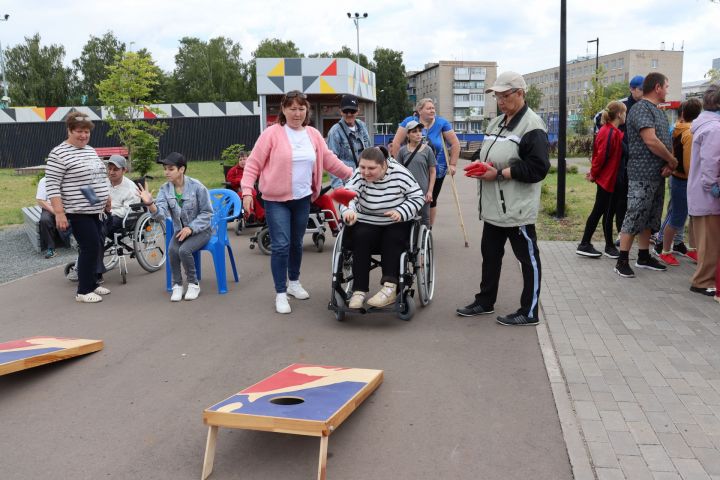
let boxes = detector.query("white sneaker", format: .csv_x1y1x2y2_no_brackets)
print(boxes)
367,282,397,308
171,284,184,302
286,280,310,299
275,293,291,314
184,283,201,301
94,286,111,295
76,292,103,303
348,291,366,309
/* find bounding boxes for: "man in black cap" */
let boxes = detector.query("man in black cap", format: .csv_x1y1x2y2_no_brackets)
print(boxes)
326,94,372,188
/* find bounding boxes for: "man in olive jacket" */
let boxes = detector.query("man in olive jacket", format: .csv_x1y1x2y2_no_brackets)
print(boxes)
456,71,550,326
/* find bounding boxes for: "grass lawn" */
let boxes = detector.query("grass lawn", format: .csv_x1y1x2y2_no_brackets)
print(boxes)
536,171,596,241
0,160,229,228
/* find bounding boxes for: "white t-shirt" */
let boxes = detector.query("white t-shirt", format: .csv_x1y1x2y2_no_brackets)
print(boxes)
284,125,315,199
36,177,48,201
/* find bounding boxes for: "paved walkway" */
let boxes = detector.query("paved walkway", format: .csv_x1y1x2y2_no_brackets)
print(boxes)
540,241,720,480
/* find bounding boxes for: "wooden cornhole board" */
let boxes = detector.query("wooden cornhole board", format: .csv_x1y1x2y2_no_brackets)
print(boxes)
202,363,383,480
0,336,104,376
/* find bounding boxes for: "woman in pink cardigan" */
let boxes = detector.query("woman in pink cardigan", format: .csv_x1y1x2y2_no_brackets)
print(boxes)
242,91,353,314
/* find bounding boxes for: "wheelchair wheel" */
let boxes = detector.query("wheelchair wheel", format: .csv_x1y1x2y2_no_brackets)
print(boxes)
133,213,166,272
104,243,120,271
417,228,435,306
313,232,325,253
257,227,272,255
235,218,244,236
330,230,353,321
64,262,78,282
119,257,128,284
397,294,415,321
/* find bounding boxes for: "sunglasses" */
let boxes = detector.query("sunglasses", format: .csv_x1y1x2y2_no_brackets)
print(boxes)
493,89,519,101
284,91,307,100
342,109,358,114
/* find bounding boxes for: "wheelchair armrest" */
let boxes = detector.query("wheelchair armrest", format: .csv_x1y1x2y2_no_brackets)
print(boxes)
129,203,146,212
222,181,233,189
318,184,332,198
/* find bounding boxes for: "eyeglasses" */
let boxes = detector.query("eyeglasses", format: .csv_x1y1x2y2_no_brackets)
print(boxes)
493,89,519,101
72,115,91,121
342,109,358,115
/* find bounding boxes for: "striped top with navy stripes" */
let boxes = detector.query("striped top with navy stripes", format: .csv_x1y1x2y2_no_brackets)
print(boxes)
344,160,425,225
45,142,110,214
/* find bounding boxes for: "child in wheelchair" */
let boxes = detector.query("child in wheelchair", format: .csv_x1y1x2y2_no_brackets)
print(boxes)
340,147,424,309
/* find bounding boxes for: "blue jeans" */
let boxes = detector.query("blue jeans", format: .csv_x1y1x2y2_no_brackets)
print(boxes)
264,196,311,293
657,176,687,244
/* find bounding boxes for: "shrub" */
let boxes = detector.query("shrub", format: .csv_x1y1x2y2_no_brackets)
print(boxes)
221,144,245,167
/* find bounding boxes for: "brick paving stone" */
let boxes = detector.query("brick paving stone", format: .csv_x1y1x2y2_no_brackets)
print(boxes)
576,401,601,421
672,458,711,479
693,447,720,475
657,432,694,459
608,431,641,456
618,454,654,479
588,441,620,468
601,410,630,432
677,424,715,449
596,467,627,480
652,473,682,480
640,444,676,472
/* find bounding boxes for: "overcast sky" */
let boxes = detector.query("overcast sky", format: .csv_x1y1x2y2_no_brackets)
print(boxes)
1,0,717,86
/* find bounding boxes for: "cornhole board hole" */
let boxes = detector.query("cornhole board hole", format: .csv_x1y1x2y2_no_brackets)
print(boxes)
202,363,383,480
0,337,104,376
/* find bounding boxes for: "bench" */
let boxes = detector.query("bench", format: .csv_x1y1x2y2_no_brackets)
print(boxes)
460,141,483,160
21,206,43,253
95,147,128,160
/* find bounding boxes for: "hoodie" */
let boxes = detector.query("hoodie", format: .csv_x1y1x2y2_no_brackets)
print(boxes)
687,111,720,216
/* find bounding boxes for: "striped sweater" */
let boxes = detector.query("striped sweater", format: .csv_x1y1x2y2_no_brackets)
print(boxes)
45,142,110,214
344,160,424,225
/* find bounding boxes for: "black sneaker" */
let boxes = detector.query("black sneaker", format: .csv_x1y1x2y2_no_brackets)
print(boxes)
614,260,635,278
603,245,620,259
456,300,494,317
576,243,602,258
496,312,539,326
689,286,717,297
635,256,667,271
672,242,689,256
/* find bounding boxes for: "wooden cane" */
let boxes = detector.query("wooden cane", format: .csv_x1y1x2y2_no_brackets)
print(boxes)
448,173,470,248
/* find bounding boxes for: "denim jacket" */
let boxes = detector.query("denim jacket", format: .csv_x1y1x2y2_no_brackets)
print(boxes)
327,119,371,183
152,175,213,234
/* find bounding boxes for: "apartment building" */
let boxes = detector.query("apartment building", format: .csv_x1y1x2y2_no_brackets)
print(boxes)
407,60,498,133
523,49,683,130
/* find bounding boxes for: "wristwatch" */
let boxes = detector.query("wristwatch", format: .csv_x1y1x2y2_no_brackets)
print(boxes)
496,170,505,181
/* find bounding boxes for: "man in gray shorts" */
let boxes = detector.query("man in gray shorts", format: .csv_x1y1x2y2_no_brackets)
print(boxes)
614,72,678,278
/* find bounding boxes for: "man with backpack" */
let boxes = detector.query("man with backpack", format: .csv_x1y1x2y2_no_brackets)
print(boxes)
327,94,372,188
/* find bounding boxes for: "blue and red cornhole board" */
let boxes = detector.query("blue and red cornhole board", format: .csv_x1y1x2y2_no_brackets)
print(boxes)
0,337,104,376
202,363,384,480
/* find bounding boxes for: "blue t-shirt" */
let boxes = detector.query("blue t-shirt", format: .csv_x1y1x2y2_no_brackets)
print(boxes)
400,115,452,178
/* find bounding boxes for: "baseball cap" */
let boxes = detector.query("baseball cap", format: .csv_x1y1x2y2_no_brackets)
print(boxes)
107,154,127,169
157,152,187,168
485,71,527,94
629,75,644,89
406,120,424,131
340,94,359,112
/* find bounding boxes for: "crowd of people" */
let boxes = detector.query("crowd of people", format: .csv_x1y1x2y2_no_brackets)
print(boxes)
576,73,720,301
44,73,719,316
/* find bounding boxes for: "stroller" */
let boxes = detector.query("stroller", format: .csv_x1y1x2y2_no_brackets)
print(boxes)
249,184,340,255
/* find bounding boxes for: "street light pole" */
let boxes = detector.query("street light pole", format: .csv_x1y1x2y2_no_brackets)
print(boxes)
346,12,368,66
0,14,9,103
587,37,599,73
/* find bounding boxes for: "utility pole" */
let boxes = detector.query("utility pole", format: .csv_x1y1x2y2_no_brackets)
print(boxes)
587,37,599,73
346,12,368,66
557,0,567,217
0,14,10,106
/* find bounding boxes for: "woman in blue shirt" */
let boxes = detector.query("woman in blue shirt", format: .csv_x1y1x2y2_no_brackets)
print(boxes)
391,98,461,226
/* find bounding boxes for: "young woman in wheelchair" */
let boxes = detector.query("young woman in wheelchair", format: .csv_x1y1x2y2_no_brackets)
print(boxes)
138,152,213,302
341,147,425,309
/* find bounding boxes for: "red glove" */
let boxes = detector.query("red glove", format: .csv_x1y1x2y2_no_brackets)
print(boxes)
464,162,488,178
330,188,358,206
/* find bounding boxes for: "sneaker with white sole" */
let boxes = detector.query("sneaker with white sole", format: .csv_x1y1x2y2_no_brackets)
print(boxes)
286,280,310,299
184,283,201,301
348,291,366,309
367,282,397,308
94,286,111,295
276,293,291,314
170,284,184,302
76,292,103,303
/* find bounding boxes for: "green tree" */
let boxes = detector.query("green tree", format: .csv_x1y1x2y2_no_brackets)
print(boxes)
246,38,303,100
72,31,126,105
604,82,629,101
171,36,249,102
4,34,73,106
526,84,543,110
97,51,168,176
373,47,410,129
706,68,720,83
577,66,610,133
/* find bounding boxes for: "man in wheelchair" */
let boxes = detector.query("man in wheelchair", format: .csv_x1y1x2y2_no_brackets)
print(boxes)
340,147,425,309
104,155,142,238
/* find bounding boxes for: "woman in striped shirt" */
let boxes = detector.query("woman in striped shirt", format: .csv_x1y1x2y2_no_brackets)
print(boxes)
46,112,111,303
342,147,424,309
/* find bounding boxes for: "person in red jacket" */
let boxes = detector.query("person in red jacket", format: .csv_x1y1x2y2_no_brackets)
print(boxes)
577,100,627,258
226,151,265,223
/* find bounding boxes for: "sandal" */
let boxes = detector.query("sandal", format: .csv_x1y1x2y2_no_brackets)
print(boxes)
348,291,366,309
367,282,397,308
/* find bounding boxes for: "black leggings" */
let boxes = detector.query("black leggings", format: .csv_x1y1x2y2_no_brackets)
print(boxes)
349,221,412,292
581,184,615,247
608,175,627,237
430,175,445,208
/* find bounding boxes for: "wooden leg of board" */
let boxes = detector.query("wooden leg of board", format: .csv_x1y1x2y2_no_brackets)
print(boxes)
317,434,329,480
201,426,219,480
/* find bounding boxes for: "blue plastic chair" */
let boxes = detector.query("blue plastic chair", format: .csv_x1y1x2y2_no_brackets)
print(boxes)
165,189,241,294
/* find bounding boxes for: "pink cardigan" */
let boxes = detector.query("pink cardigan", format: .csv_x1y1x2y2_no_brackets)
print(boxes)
241,124,353,202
